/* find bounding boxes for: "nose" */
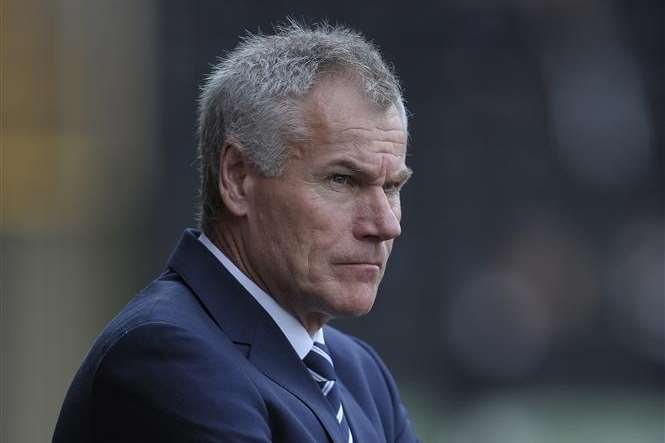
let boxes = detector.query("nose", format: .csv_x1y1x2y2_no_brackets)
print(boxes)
353,187,402,242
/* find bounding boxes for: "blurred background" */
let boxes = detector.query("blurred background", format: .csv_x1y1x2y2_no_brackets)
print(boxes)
1,0,663,442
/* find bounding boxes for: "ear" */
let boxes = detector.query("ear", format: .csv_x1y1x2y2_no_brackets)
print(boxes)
217,141,252,217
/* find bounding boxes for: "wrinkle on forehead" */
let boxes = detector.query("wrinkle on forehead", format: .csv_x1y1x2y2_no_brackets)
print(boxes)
294,77,409,170
342,131,407,151
376,155,402,182
303,79,406,140
337,125,406,137
324,116,407,157
326,114,406,142
306,115,406,148
347,139,406,156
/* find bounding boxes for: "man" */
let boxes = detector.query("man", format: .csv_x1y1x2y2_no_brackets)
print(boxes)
54,22,419,443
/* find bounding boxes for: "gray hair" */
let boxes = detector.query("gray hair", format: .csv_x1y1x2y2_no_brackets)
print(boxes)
197,20,407,233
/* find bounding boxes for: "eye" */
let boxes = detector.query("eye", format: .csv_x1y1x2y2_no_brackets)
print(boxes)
383,181,402,194
330,174,352,186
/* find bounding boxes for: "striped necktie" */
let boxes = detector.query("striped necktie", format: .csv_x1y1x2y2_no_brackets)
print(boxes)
304,342,354,443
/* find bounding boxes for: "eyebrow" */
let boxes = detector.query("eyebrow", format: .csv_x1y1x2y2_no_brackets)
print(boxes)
327,159,413,183
395,166,414,183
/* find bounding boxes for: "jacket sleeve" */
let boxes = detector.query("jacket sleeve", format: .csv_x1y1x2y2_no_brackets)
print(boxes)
91,321,272,443
352,338,421,443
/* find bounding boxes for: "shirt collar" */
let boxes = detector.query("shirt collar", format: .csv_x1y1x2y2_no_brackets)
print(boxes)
198,233,323,359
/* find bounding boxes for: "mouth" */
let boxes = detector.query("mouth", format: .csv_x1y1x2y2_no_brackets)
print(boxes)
333,262,383,276
335,260,382,268
331,261,384,283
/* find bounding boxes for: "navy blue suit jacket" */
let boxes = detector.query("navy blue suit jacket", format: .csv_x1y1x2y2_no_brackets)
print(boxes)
53,229,419,442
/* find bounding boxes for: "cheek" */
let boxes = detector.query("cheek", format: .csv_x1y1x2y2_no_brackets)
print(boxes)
294,191,343,236
296,202,352,279
255,186,349,276
267,197,333,269
250,192,301,264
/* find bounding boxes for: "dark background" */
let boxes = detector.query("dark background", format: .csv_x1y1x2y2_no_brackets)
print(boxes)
3,0,663,441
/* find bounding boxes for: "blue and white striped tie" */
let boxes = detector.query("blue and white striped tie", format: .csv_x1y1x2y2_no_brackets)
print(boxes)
304,342,354,443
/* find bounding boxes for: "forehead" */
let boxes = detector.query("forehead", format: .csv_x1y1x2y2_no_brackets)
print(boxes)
298,78,408,173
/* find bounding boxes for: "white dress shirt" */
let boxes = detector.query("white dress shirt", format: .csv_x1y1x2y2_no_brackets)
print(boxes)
199,233,324,359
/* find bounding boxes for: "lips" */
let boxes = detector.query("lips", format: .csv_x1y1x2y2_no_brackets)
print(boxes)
335,260,383,268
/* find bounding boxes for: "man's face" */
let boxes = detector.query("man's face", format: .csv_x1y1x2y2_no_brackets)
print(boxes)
243,78,411,330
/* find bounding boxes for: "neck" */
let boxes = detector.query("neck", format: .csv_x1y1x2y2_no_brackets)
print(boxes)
206,221,328,335
206,221,253,282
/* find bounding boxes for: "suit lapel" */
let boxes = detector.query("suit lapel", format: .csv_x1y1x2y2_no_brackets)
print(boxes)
251,321,345,443
325,327,384,443
167,229,345,443
337,382,383,443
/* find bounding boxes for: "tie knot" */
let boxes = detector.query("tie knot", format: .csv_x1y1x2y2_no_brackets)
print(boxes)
303,342,336,382
303,342,354,442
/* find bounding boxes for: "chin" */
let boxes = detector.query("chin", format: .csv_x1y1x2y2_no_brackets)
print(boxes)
330,287,378,318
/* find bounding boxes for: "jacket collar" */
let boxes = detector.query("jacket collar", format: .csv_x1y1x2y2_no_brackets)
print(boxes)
166,229,346,443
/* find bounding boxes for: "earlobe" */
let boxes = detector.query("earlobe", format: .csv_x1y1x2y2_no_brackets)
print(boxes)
218,141,251,217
